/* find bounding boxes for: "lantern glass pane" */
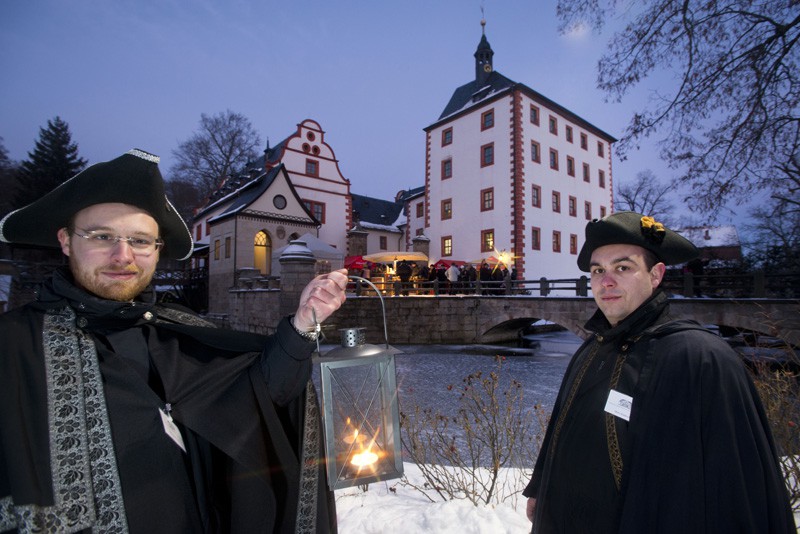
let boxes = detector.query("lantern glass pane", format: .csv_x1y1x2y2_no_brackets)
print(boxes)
320,353,403,489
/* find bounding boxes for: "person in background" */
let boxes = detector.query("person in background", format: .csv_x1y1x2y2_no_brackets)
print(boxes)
396,259,412,296
523,211,794,533
0,149,348,533
446,262,460,294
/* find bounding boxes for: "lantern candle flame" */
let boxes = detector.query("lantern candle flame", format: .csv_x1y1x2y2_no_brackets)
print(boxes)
350,450,379,467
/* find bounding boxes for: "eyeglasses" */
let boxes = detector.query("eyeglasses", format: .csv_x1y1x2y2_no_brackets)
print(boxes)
72,228,164,256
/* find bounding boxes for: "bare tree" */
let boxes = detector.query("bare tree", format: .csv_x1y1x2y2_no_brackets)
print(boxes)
170,110,261,203
615,169,676,225
744,195,800,273
557,1,800,216
164,178,203,224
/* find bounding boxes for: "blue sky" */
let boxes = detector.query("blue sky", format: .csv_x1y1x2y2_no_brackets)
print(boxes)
1,0,714,223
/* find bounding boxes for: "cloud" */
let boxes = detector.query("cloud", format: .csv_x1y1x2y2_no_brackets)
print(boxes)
562,21,590,41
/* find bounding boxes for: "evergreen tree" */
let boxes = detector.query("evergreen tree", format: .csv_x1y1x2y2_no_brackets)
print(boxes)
0,137,20,216
14,116,87,208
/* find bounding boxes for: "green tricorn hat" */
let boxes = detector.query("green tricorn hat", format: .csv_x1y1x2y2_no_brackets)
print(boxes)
577,211,698,272
0,149,193,260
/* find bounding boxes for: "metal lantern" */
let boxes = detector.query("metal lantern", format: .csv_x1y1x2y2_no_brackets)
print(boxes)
317,277,404,490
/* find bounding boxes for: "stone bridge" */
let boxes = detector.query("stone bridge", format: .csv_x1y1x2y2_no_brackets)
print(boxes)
324,295,800,347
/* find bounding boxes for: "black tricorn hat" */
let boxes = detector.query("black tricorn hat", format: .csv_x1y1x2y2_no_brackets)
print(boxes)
0,149,193,260
577,211,698,272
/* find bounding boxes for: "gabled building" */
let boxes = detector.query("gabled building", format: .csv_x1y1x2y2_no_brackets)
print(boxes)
678,225,743,266
348,193,406,255
192,164,319,312
398,186,427,251
423,23,616,279
193,119,352,257
190,119,418,314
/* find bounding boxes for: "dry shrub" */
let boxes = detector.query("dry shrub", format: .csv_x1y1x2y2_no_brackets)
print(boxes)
399,355,550,507
749,355,800,511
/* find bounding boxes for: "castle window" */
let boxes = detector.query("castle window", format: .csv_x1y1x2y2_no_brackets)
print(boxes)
530,105,540,125
532,184,541,208
481,188,494,211
481,109,495,130
442,236,453,256
481,143,494,167
441,199,452,220
442,158,453,179
549,116,558,135
303,200,326,224
305,159,318,177
442,127,453,146
549,148,559,170
254,231,271,275
481,229,494,253
552,191,561,213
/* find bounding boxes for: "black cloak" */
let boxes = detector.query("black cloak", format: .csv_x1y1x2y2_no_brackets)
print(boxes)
524,291,795,533
0,269,336,533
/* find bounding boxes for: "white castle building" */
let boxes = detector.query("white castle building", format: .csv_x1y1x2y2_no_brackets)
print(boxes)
420,23,616,279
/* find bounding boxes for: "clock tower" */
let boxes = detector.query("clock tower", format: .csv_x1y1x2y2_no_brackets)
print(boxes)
474,18,494,86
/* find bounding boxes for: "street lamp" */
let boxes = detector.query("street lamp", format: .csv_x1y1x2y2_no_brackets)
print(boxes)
316,277,404,490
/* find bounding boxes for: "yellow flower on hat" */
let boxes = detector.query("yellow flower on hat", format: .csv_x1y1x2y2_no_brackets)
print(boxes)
640,216,666,243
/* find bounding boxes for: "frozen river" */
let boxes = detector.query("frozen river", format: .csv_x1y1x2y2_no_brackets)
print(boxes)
392,331,582,414
313,330,582,426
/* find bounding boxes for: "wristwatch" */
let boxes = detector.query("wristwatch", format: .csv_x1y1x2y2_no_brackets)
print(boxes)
291,317,319,342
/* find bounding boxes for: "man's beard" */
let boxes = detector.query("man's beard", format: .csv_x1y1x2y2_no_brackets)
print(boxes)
69,256,155,302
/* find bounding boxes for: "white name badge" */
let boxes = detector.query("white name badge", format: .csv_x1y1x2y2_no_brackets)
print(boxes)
604,389,633,421
159,408,187,452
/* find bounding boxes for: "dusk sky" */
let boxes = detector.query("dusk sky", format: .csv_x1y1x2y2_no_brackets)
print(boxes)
1,0,720,223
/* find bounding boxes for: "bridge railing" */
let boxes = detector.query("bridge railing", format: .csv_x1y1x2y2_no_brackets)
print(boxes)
348,271,800,299
348,277,591,297
663,271,800,298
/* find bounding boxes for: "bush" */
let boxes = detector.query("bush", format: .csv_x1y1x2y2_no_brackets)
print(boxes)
399,356,549,506
749,357,800,511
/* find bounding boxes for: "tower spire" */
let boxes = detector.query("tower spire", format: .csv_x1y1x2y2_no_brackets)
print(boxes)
474,8,494,85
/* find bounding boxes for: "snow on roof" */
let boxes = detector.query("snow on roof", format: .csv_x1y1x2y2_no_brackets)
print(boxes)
677,226,741,248
358,221,403,233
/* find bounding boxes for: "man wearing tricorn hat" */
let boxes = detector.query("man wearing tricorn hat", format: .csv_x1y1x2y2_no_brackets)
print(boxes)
522,212,794,533
0,149,347,532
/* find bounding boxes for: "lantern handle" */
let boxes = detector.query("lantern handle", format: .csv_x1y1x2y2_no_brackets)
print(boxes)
348,275,390,350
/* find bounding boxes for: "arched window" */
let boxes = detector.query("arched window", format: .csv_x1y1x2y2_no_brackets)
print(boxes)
254,230,272,275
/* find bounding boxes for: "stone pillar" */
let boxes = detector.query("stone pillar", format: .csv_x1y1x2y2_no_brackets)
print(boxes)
279,240,317,318
347,228,368,257
412,235,430,258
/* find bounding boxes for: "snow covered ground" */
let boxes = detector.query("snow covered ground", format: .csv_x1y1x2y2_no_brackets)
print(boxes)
335,462,531,533
335,462,800,533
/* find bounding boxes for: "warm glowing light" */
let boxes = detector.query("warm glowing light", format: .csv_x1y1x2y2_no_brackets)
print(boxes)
350,450,379,467
494,248,517,268
343,429,366,444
